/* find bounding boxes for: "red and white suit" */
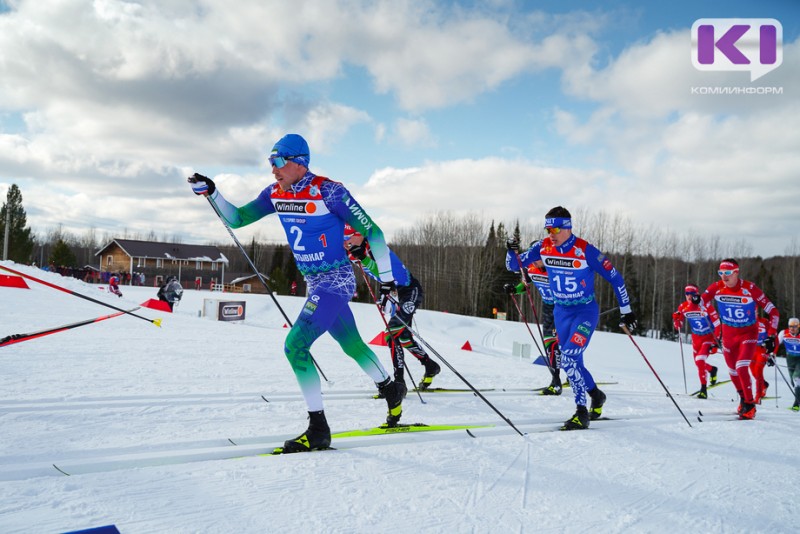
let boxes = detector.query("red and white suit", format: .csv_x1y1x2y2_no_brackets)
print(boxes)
673,300,720,387
701,280,779,404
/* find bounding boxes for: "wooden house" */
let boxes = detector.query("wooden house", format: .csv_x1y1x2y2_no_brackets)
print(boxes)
95,238,228,285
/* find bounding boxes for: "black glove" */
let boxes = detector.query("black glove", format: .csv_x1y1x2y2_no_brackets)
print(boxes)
503,283,517,295
767,354,776,367
764,335,776,354
188,173,216,195
347,242,368,261
690,294,701,305
378,280,396,308
506,239,520,252
620,311,638,331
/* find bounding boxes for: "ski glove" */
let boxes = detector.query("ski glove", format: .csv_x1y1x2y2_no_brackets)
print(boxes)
347,242,368,261
378,281,396,309
619,311,638,331
503,283,517,295
506,239,520,252
767,354,776,367
188,173,216,196
764,335,776,354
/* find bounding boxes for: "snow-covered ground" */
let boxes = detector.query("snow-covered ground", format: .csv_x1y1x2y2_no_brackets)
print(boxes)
0,260,796,534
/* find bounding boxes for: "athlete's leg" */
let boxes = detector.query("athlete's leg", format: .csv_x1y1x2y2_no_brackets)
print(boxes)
328,303,391,384
284,290,343,412
554,304,599,408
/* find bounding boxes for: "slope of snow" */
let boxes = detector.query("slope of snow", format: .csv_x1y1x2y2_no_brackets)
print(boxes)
0,261,796,533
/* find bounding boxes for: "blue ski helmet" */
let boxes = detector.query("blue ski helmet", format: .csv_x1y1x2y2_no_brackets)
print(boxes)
271,134,310,168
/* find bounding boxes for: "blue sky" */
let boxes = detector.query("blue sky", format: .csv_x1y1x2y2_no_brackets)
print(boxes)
0,0,798,259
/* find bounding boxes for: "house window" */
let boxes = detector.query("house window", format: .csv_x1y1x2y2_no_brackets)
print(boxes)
106,255,113,266
211,262,218,272
156,259,163,268
196,260,201,269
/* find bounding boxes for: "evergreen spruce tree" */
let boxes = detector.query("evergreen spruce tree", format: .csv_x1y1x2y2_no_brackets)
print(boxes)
50,238,78,268
0,184,35,263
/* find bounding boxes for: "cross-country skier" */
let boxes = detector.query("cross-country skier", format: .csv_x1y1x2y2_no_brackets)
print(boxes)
701,259,779,420
777,317,800,411
157,276,183,311
504,260,563,395
344,224,441,390
188,133,406,453
672,284,721,399
506,206,637,430
108,274,123,298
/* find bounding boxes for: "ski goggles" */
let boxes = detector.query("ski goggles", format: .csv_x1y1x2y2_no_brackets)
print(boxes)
544,217,572,231
546,227,562,235
269,153,309,169
718,269,739,277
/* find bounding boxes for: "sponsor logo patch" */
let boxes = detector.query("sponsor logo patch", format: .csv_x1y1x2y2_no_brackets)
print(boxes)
571,333,587,347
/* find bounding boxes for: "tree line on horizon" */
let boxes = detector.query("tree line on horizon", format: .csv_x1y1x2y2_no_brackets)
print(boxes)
3,185,799,337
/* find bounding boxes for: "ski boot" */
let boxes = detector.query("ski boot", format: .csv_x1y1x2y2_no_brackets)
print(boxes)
739,402,757,420
540,383,563,396
418,358,441,391
709,366,718,386
697,384,708,399
281,410,332,453
540,373,563,396
378,378,406,427
791,403,799,412
588,387,606,420
560,405,590,430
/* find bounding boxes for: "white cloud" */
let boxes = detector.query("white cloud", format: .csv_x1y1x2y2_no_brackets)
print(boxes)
0,1,796,259
550,30,800,256
392,118,436,147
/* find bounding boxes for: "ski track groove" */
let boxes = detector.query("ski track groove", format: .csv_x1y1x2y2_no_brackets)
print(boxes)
2,416,656,481
0,387,570,413
521,441,532,509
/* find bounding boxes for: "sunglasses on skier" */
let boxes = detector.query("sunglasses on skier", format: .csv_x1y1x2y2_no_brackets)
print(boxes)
269,154,308,169
718,269,739,277
546,227,562,235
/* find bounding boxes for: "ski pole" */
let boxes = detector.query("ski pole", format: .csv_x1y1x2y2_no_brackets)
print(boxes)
773,357,794,391
513,252,548,350
775,358,779,408
387,296,526,437
355,263,424,404
622,324,693,428
202,194,329,382
1,308,138,348
0,264,162,327
599,307,620,318
677,325,688,394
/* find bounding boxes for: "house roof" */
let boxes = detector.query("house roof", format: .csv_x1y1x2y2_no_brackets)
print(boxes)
95,239,229,263
230,273,269,285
